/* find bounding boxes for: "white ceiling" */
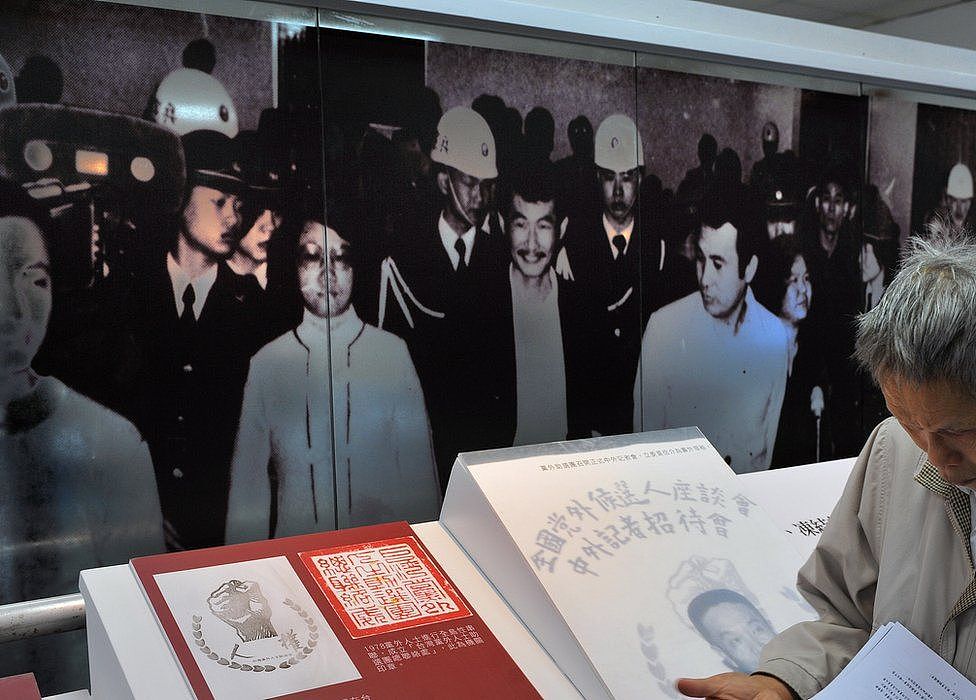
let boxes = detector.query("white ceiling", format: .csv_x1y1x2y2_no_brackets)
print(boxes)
699,0,964,29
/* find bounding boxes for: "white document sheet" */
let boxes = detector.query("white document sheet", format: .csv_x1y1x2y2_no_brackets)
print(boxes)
813,621,976,699
153,556,361,699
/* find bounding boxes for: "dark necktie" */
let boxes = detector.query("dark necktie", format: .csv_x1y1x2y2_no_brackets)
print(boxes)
180,283,196,328
612,234,627,260
455,238,468,273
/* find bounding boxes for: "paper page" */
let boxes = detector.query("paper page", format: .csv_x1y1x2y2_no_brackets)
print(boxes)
154,556,361,700
813,622,976,699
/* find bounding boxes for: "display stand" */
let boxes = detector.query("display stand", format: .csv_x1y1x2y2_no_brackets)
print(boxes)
440,429,816,699
80,522,579,700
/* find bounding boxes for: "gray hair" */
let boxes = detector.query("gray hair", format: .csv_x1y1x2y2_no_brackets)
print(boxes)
854,227,976,393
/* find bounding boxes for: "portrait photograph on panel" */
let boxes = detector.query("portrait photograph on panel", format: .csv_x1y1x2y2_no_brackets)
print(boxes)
633,62,872,473
0,1,321,691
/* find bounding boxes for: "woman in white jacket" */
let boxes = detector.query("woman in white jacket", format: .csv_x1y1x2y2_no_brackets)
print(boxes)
225,215,440,542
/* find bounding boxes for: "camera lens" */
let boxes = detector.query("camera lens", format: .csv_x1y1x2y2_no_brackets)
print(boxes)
24,140,54,172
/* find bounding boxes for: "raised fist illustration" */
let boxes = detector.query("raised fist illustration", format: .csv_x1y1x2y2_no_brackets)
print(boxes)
207,579,278,643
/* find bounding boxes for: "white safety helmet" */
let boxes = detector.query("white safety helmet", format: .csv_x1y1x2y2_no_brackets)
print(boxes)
594,114,643,173
0,52,15,110
151,67,238,138
947,163,974,200
430,106,497,180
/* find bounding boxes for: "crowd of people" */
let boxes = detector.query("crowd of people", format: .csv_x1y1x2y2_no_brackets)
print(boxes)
1,37,923,582
3,11,976,695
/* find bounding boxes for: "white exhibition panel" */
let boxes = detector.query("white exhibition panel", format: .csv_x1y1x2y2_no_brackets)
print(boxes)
79,522,580,700
440,430,816,699
738,457,857,561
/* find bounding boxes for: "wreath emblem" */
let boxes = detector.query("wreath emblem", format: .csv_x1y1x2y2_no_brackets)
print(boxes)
189,580,319,673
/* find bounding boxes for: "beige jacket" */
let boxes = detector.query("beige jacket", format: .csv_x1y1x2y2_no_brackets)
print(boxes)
758,417,976,698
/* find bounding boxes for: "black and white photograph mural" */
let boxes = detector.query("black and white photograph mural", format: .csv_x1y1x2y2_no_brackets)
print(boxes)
1,0,971,693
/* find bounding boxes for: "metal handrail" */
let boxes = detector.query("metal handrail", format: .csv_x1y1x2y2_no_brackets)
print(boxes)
0,593,86,643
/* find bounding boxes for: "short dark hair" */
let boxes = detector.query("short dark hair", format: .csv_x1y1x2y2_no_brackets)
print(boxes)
816,165,852,200
698,185,761,277
505,162,559,221
687,588,760,641
752,234,805,313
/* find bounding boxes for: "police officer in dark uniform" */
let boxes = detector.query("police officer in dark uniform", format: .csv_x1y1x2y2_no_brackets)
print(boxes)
116,130,265,550
379,106,511,490
558,114,695,436
800,166,863,460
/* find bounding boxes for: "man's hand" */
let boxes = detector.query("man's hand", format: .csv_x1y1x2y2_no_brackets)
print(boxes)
676,673,794,699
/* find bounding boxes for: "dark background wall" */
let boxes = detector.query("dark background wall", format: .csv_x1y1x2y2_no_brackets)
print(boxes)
868,96,917,244
426,43,637,161
637,67,797,192
0,0,273,130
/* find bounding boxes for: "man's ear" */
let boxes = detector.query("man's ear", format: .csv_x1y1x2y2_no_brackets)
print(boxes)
814,196,821,210
744,254,758,285
844,202,853,219
560,216,569,239
436,170,450,197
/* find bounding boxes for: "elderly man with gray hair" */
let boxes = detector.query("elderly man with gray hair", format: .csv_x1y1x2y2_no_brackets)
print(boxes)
678,231,976,698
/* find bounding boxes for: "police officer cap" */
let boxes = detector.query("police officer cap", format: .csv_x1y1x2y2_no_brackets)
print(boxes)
181,129,244,193
764,180,798,209
947,163,973,200
594,114,644,173
152,67,239,139
236,130,281,208
0,52,15,110
430,106,497,180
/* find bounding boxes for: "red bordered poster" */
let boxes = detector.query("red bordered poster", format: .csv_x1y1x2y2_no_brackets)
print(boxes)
131,521,540,700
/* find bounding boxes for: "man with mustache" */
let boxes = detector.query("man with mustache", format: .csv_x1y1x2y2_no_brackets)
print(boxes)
634,187,788,472
497,164,595,445
118,130,265,551
559,114,694,436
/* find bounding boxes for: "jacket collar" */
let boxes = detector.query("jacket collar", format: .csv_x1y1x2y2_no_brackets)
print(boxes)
915,459,974,568
914,460,956,498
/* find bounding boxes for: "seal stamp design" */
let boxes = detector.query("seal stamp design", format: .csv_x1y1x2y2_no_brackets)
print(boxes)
188,579,319,673
301,535,471,638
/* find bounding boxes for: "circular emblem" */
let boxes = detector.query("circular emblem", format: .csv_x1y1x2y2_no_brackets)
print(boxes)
219,104,229,122
481,142,489,157
610,136,620,149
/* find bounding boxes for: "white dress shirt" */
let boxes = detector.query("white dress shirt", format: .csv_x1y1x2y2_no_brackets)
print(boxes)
438,213,476,270
634,288,789,472
510,266,568,445
166,252,218,320
602,213,634,259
